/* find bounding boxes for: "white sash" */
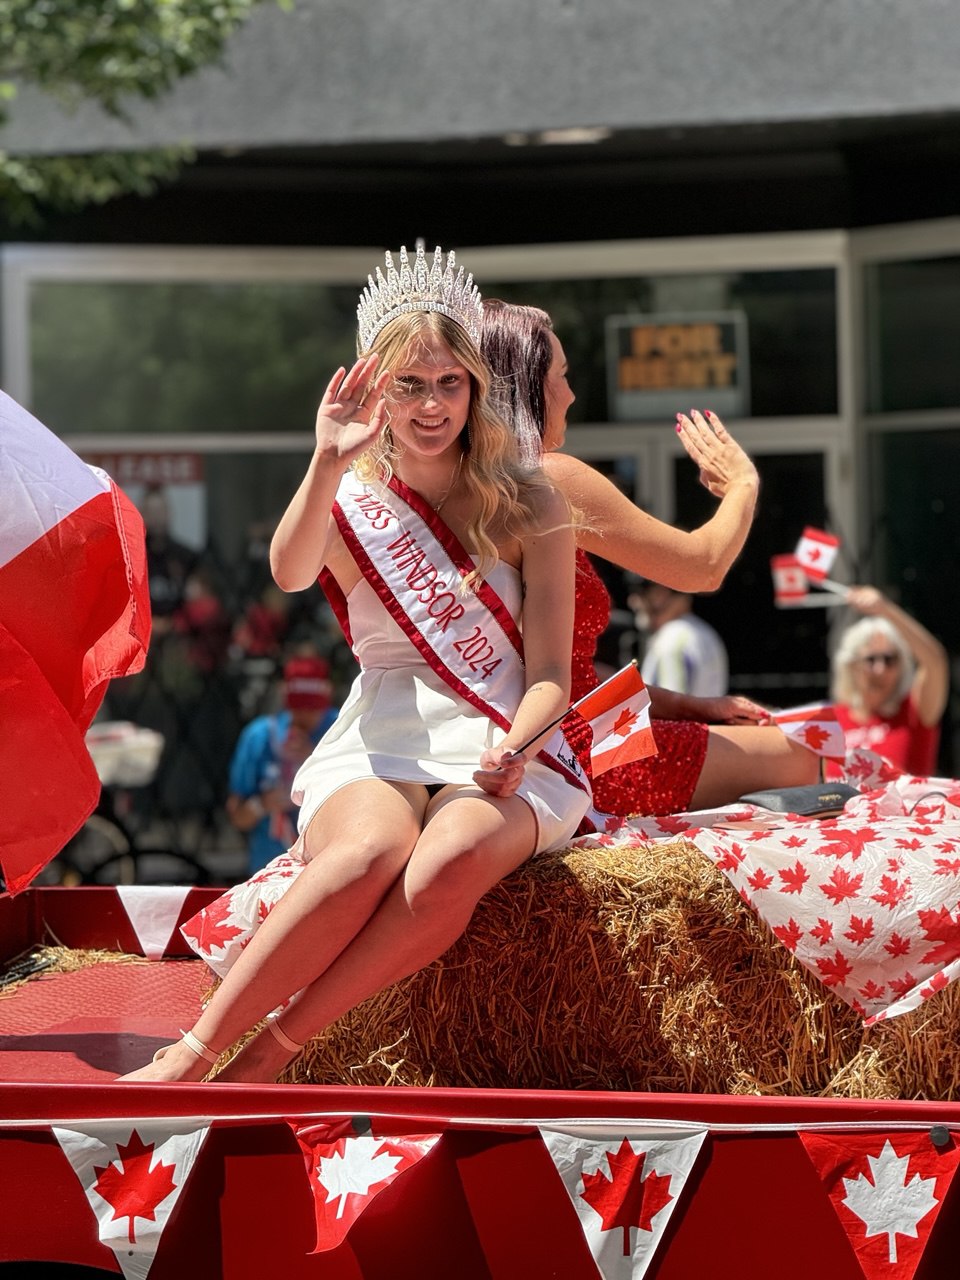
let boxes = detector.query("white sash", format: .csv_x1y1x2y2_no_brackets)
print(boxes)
331,472,587,793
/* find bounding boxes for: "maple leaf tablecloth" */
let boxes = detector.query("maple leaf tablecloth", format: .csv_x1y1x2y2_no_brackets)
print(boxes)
580,751,960,1024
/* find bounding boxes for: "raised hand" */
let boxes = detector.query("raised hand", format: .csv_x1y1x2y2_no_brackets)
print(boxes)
315,355,392,465
676,409,759,499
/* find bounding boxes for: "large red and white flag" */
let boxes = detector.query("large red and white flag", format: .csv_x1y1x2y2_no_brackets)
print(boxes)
799,1130,960,1280
772,702,847,763
53,1122,211,1280
0,391,150,893
539,1125,707,1279
794,526,840,582
573,663,657,776
292,1117,442,1253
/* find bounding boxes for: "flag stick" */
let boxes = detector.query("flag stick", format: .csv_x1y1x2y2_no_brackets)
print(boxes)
776,595,847,609
510,660,640,757
818,578,848,596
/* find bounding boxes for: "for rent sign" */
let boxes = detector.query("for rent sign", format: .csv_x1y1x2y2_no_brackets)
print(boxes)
606,312,749,421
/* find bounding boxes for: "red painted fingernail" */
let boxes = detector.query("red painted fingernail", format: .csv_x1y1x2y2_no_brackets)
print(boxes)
676,424,682,434
704,409,714,418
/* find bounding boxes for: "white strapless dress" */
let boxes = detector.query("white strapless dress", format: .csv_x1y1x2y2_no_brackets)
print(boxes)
291,562,589,854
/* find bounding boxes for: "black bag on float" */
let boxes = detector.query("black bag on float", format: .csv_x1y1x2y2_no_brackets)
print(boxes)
737,782,861,818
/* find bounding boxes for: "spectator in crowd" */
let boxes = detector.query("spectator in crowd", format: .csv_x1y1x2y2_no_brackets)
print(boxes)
140,485,198,636
226,654,338,872
632,580,729,697
828,586,949,776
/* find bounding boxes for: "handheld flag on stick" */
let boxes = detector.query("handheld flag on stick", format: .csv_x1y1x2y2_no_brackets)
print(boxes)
515,662,657,775
771,702,846,764
794,526,840,582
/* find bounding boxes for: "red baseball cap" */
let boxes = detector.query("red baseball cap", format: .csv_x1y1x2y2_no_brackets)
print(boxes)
283,656,332,710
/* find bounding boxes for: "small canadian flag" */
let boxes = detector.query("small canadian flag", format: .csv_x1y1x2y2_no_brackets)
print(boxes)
573,663,657,776
794,526,840,582
771,554,809,605
772,702,847,763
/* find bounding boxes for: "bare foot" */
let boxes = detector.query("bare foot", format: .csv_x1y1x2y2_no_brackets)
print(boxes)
117,1039,215,1083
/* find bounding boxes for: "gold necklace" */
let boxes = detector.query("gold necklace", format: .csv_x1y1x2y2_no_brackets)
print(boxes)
432,452,463,513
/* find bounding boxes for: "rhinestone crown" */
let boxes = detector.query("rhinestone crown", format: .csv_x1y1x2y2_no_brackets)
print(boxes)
357,245,483,351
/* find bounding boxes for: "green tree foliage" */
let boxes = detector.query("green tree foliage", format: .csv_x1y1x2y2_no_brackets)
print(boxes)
0,0,284,224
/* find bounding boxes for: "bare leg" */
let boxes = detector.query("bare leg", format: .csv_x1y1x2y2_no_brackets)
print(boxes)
119,779,429,1081
215,786,538,1083
690,725,819,810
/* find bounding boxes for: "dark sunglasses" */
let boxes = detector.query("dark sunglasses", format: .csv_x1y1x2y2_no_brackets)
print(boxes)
857,651,900,669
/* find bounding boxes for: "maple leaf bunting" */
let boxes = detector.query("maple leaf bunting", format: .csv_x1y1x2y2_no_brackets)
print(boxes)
292,1118,441,1254
572,662,657,776
0,391,151,895
800,1131,960,1280
53,1123,210,1280
539,1126,706,1280
771,702,847,764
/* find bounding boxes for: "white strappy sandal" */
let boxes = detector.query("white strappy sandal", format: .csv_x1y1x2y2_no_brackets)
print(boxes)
266,1018,304,1055
152,1028,220,1066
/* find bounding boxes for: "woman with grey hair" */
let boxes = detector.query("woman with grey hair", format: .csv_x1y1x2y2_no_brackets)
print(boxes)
830,586,949,776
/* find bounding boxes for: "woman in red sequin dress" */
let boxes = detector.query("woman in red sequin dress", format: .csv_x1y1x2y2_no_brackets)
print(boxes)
481,300,819,815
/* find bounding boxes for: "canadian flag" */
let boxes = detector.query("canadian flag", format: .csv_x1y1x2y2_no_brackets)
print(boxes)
770,553,809,605
573,663,657,776
794,526,840,582
771,702,847,763
53,1122,211,1280
539,1125,707,1280
292,1117,442,1253
799,1130,960,1280
0,391,150,893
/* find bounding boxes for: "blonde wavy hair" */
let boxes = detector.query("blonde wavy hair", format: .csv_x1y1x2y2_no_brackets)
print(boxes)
354,310,556,588
831,615,914,716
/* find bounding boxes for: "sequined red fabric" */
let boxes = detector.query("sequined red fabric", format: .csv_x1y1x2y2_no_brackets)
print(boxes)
567,550,708,816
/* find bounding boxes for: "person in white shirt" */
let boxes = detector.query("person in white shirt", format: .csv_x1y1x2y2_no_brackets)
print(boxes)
632,581,729,697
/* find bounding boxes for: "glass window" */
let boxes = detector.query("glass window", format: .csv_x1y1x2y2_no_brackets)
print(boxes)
865,256,960,412
30,281,358,435
482,268,837,421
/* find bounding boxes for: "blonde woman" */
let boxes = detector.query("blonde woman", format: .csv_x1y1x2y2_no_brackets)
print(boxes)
829,586,948,776
122,248,589,1083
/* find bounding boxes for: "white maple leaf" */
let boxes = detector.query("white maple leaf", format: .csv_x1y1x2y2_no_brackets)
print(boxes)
842,1140,939,1263
317,1137,402,1218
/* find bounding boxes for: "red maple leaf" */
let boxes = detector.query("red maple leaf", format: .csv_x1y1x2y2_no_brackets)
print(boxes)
844,915,875,946
884,932,911,958
872,875,910,909
782,834,807,849
918,906,960,966
800,724,829,751
773,918,803,952
816,949,854,987
180,895,245,955
93,1131,177,1244
580,1139,673,1256
889,971,918,998
716,842,746,872
778,860,809,895
935,859,960,877
859,980,886,1001
896,837,923,852
819,867,864,905
656,815,690,835
920,971,950,1000
910,825,935,836
612,708,639,737
818,827,879,861
811,917,834,946
806,546,822,562
748,867,774,892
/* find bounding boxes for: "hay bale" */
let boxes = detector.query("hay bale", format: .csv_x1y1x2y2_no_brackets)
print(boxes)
280,839,960,1099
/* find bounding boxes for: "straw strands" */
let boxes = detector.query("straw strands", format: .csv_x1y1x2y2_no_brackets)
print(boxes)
281,839,960,1099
